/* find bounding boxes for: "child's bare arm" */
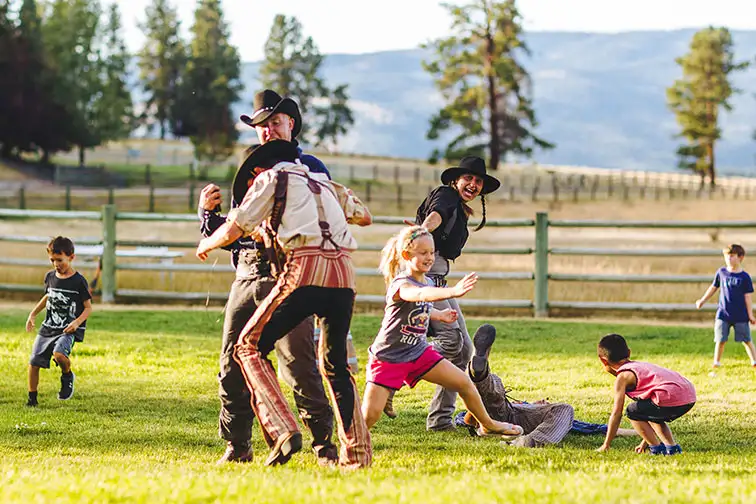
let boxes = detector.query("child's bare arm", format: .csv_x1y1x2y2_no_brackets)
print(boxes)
598,373,633,452
745,293,756,324
398,273,478,303
696,285,718,309
430,308,458,323
63,299,92,334
26,295,48,332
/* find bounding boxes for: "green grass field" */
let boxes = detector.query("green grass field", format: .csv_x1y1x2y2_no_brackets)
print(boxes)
1,308,755,503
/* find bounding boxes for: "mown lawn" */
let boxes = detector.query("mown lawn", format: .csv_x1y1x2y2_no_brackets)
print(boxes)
1,308,755,503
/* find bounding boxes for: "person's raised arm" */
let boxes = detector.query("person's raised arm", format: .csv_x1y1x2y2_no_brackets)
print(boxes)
396,272,477,303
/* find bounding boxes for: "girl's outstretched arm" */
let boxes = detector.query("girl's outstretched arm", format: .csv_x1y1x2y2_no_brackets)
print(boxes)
397,273,478,303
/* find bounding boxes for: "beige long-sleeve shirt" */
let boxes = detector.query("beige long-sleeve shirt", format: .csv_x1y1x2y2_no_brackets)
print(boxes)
227,161,367,250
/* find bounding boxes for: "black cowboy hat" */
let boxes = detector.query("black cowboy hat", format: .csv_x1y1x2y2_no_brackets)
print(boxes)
240,89,302,139
440,156,501,195
232,140,300,205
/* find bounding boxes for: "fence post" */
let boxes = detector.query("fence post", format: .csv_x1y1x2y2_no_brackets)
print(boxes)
189,182,196,211
101,204,117,304
65,185,71,210
108,187,115,205
145,164,151,185
148,185,155,212
19,185,26,209
396,184,402,208
365,181,372,202
534,212,549,318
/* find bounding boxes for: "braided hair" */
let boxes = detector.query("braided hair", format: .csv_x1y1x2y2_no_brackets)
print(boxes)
449,180,487,232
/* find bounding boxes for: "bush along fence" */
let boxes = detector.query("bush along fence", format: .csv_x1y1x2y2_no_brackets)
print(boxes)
1,207,744,316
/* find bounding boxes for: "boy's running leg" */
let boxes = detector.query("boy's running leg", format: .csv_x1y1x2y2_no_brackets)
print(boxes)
362,383,392,429
27,365,40,406
53,337,75,400
742,341,756,366
713,342,726,367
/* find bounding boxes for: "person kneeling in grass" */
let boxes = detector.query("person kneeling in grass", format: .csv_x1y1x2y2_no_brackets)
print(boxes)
597,333,696,455
360,226,523,439
454,324,638,447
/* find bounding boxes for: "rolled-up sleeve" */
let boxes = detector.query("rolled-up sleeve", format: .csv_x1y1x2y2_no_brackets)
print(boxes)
226,171,276,235
331,181,369,223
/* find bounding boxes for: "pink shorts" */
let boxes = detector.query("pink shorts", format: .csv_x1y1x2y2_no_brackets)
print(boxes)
366,346,444,390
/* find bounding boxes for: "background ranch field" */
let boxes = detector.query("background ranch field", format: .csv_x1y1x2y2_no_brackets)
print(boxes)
1,309,755,503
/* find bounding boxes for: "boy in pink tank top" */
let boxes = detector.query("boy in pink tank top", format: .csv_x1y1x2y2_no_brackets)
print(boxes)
596,334,696,455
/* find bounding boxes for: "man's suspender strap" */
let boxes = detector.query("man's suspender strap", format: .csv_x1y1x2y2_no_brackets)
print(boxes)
270,170,288,233
285,170,340,250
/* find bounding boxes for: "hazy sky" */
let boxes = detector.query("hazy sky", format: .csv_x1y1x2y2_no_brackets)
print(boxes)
119,0,756,62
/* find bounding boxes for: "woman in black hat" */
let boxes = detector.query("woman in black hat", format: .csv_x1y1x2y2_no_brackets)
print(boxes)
403,156,501,431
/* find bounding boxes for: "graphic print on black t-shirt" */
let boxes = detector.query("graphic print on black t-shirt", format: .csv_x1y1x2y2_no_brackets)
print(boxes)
39,271,91,342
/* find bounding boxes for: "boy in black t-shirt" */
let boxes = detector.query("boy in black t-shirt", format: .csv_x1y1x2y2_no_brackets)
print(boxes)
25,237,92,406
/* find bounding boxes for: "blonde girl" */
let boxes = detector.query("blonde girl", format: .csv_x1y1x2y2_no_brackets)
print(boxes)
361,226,523,438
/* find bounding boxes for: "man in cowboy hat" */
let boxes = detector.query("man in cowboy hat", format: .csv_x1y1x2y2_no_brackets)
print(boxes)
197,90,337,466
196,139,373,468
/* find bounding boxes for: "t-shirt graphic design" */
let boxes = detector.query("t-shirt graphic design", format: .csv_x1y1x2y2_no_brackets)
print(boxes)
44,287,79,330
399,304,432,346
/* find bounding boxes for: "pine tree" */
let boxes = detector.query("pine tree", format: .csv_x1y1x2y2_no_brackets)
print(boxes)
312,84,354,152
137,0,185,140
94,3,134,144
423,0,552,169
260,14,353,146
667,27,748,188
179,0,241,161
43,0,104,165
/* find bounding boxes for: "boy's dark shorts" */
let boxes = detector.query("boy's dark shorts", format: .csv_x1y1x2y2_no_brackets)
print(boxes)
626,399,695,423
29,333,75,368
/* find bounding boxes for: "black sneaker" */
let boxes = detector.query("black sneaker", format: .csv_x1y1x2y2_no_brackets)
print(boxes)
58,372,75,400
471,324,496,378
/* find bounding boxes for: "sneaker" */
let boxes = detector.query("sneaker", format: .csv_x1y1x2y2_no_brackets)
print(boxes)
470,324,496,378
665,444,682,455
217,441,253,464
648,444,667,455
58,372,75,400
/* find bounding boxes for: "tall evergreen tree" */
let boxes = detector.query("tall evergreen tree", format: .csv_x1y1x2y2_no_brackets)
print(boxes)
260,14,353,146
423,0,552,169
667,27,748,188
137,0,184,140
179,0,241,161
94,3,134,144
43,0,104,165
312,84,354,152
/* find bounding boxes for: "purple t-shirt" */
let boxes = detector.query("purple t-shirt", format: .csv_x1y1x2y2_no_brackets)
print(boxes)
713,267,754,323
369,274,433,363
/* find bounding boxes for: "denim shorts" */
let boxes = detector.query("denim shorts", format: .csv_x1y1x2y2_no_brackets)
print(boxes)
714,319,751,343
29,333,75,368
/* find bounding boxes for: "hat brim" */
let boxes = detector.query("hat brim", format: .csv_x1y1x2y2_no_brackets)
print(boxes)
440,167,501,195
240,97,302,139
232,140,300,205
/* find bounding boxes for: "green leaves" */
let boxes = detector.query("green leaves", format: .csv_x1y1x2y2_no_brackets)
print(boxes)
667,27,749,187
260,14,353,150
423,0,553,169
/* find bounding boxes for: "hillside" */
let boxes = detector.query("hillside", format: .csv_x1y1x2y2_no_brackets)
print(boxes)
231,29,756,175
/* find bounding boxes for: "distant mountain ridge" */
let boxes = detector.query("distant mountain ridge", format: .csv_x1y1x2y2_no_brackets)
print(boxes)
226,29,756,175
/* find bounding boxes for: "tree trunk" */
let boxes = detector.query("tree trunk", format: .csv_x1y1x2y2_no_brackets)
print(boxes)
41,149,50,165
78,145,85,167
485,22,500,170
160,121,166,141
707,141,716,188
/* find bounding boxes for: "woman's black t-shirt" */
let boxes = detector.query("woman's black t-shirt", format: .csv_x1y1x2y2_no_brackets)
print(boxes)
415,186,469,260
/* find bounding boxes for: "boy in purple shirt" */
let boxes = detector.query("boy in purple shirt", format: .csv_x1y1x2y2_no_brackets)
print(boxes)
695,244,756,369
597,334,696,455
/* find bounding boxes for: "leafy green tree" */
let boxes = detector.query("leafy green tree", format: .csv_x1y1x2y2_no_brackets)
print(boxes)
94,3,134,143
312,84,354,151
179,0,241,161
0,0,17,157
423,0,552,169
667,27,748,188
43,0,104,165
137,0,185,140
260,14,353,146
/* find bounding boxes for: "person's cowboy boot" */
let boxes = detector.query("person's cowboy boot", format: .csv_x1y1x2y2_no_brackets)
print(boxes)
315,444,339,467
470,324,496,380
216,440,253,465
264,432,303,467
383,390,397,419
